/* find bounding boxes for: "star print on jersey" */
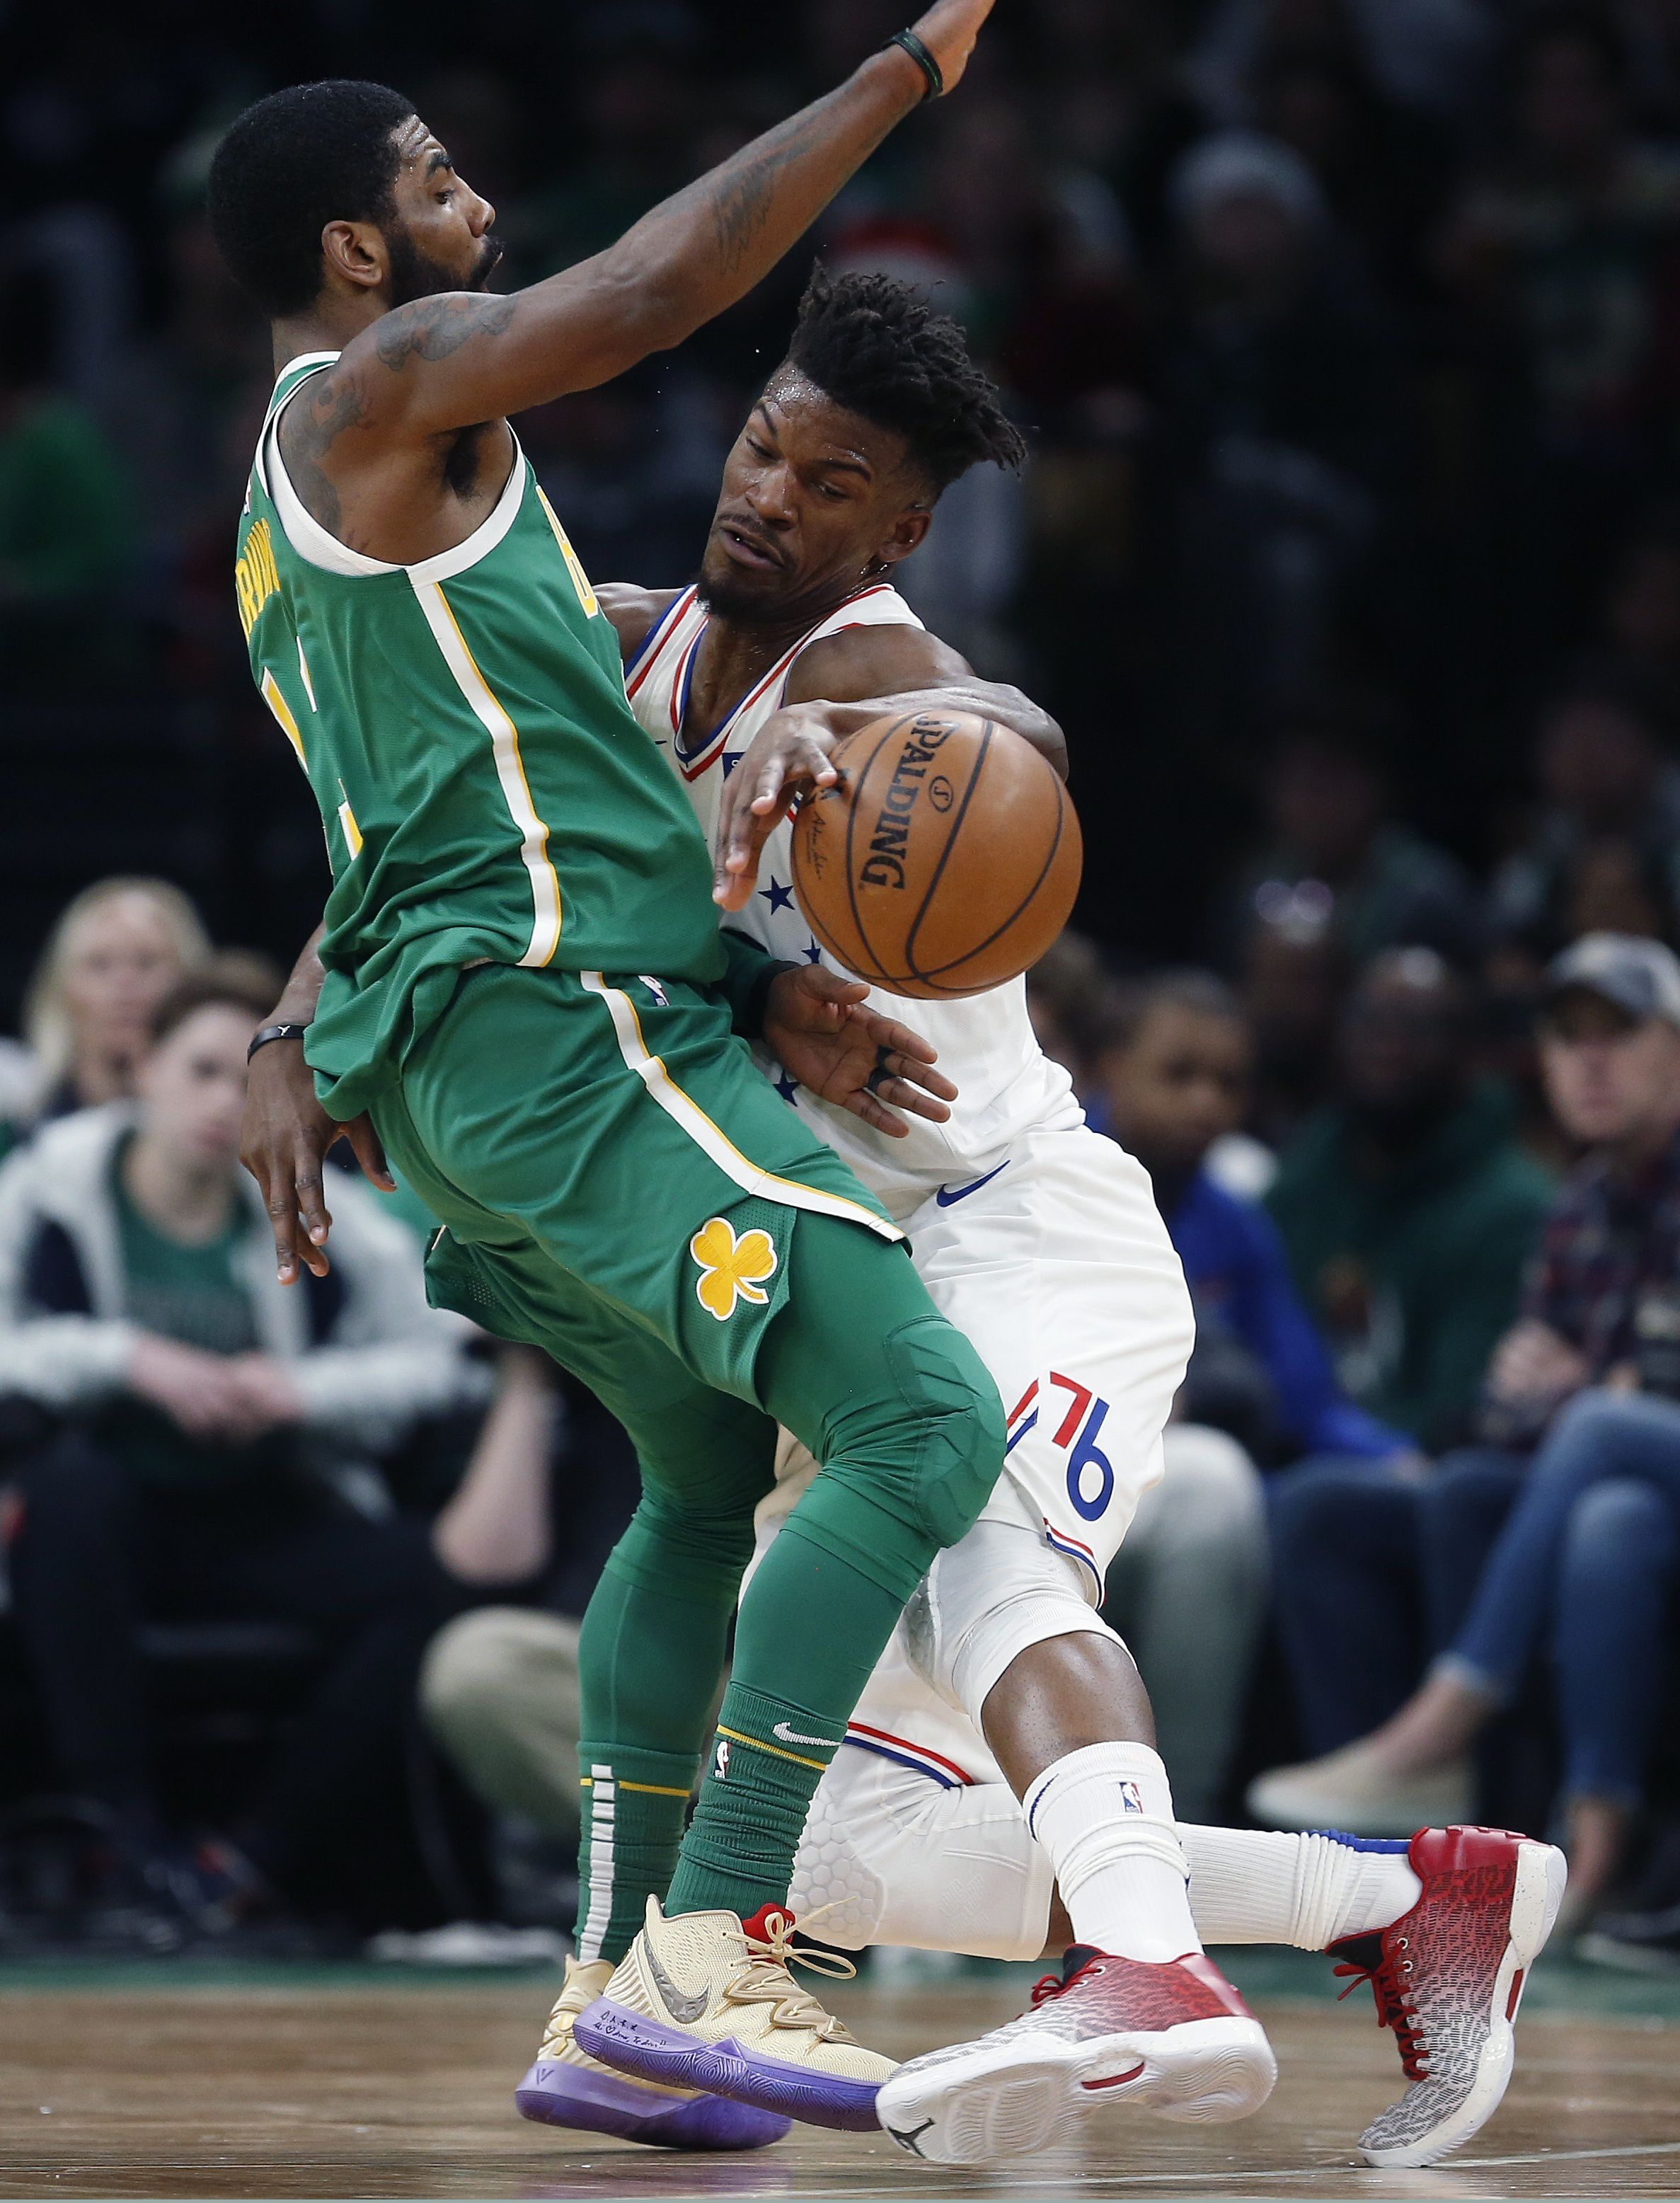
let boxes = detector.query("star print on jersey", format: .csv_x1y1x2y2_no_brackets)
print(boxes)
690,1216,779,1321
759,878,795,913
802,941,823,963
774,1071,800,1104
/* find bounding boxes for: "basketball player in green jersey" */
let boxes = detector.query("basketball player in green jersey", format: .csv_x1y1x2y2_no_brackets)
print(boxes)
210,8,1009,2133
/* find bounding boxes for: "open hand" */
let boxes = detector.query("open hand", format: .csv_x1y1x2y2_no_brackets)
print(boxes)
715,701,859,911
763,964,956,1138
128,1335,258,1440
1487,1320,1589,1406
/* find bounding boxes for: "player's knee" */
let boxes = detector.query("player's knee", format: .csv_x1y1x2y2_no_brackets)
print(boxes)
611,1491,755,1604
881,1313,1007,1547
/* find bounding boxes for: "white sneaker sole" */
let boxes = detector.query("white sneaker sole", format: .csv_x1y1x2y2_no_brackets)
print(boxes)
1358,1837,1568,2169
877,2015,1277,2164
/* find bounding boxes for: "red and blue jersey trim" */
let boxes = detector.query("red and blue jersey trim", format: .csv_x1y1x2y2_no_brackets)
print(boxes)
623,585,696,696
628,582,900,781
840,1720,976,1791
1042,1518,1105,1599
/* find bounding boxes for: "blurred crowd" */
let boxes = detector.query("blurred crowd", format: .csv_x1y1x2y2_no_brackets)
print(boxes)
6,0,1680,1967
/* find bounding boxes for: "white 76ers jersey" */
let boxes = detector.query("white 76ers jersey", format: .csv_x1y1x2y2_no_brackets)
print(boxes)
623,581,1083,1219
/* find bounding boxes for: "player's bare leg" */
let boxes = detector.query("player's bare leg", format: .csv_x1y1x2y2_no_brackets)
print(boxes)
876,1628,1275,2163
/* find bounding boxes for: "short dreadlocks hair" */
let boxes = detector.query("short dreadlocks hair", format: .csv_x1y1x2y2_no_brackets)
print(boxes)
208,80,415,317
784,265,1028,495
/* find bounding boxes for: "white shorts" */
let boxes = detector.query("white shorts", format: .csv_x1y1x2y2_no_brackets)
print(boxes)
756,1120,1193,1792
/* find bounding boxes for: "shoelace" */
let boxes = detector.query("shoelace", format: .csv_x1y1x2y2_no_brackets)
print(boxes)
1333,1938,1429,2080
1028,1949,1106,2009
725,1904,861,2042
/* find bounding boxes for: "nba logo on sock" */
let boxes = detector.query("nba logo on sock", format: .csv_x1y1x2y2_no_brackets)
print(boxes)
1119,1780,1144,1814
713,1737,731,1782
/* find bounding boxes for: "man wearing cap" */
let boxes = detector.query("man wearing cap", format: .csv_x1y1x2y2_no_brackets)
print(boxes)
1253,936,1680,1923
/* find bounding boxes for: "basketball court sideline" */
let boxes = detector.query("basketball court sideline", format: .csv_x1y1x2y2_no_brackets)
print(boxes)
1,1951,1674,2200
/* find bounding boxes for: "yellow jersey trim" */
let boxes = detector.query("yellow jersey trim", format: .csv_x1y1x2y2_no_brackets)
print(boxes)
580,974,904,1243
411,577,563,969
259,668,305,767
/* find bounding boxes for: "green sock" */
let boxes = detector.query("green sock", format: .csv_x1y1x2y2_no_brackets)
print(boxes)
664,1524,903,1922
573,1545,735,1963
575,1740,695,1965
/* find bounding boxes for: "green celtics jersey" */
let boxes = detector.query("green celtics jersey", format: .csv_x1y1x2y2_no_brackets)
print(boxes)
236,354,726,1115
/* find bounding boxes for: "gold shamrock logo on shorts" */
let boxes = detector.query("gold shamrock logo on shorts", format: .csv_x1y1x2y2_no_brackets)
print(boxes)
691,1216,778,1321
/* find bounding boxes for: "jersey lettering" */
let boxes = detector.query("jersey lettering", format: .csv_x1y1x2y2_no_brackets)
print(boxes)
235,518,281,639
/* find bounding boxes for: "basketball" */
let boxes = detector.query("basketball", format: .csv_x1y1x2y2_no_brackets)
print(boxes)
789,708,1082,999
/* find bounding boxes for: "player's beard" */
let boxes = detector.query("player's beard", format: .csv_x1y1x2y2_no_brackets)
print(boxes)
384,226,505,308
695,564,783,622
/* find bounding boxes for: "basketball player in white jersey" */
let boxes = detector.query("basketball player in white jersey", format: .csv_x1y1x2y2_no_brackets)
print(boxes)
599,268,1564,2168
247,268,1566,2169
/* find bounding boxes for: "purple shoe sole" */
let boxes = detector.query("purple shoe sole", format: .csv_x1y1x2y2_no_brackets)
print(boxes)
573,1998,884,2134
514,2059,790,2151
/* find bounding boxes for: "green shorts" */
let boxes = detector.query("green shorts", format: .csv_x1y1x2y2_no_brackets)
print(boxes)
366,964,904,1405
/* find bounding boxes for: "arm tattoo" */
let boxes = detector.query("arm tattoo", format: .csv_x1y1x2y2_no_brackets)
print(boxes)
706,122,818,273
374,292,517,370
280,369,370,534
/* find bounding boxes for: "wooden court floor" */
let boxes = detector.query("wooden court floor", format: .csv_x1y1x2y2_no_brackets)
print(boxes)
0,1961,1676,2201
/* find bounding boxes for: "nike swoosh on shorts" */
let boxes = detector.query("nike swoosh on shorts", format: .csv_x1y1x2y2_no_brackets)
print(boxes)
773,1720,842,1749
934,1161,1009,1207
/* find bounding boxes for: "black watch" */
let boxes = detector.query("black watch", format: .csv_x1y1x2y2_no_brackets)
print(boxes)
248,1020,311,1062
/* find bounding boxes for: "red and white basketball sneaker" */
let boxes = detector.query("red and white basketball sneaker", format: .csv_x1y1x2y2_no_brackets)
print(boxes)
874,1946,1276,2164
1329,1824,1567,2167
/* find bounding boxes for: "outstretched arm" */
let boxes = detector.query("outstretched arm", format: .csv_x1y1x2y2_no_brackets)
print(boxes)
715,620,1066,907
336,5,993,441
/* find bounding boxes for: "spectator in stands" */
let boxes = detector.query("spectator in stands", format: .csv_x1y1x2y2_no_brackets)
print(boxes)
1161,129,1402,733
1439,7,1680,464
1103,972,1413,1465
1025,928,1121,1105
1244,8,1457,301
0,878,210,1156
1093,970,1406,1817
1601,519,1680,713
0,268,138,689
1255,936,1680,1926
422,1353,641,1852
1221,695,1483,970
0,957,483,1934
1267,946,1555,1449
1236,892,1352,1154
1488,663,1680,964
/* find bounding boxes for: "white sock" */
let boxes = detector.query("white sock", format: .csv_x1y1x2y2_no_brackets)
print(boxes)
1178,1824,1423,1950
1023,1742,1199,1962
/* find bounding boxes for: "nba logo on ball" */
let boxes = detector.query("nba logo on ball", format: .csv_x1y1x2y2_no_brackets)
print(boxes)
1119,1780,1144,1814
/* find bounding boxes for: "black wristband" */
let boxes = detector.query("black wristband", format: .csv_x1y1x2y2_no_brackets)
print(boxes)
248,1020,311,1062
738,957,799,1042
885,27,944,100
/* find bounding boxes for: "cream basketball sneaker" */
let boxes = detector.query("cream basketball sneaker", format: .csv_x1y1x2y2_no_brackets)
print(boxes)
515,1953,791,2150
572,1897,893,2130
